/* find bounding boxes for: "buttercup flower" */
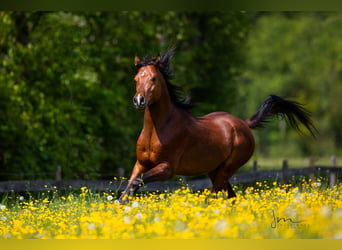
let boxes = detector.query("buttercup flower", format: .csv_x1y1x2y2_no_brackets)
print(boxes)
0,182,340,239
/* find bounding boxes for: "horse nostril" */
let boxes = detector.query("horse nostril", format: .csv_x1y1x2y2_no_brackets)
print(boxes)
133,95,146,109
140,96,145,105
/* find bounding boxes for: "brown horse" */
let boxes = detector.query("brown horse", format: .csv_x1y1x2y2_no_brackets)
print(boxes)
118,48,316,204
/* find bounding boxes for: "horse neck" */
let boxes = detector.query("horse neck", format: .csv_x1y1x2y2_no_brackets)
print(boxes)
143,86,176,130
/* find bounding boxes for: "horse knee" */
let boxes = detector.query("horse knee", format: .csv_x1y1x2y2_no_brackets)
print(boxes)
141,162,174,183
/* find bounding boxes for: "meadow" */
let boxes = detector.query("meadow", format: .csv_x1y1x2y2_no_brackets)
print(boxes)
0,179,341,239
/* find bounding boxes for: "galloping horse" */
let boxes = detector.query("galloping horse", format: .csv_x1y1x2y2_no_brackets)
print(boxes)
118,48,316,204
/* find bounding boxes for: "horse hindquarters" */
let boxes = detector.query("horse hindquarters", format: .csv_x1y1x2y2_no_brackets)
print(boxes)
208,117,255,196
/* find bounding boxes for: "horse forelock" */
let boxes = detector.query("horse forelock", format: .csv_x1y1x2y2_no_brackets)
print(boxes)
136,48,174,79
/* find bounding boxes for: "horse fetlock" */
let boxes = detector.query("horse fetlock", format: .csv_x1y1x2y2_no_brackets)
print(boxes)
132,177,143,187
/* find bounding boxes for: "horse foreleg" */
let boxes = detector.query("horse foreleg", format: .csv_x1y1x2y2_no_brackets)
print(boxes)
119,162,172,204
139,162,173,183
119,161,144,204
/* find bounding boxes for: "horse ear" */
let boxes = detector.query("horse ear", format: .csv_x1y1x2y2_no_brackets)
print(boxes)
134,56,141,66
155,55,163,69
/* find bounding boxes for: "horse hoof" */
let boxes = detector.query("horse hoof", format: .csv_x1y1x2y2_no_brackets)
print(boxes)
118,194,130,205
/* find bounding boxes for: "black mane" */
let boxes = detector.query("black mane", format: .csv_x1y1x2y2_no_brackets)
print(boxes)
135,48,195,112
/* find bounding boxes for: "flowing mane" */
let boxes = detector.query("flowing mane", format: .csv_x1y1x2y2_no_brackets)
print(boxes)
135,48,195,112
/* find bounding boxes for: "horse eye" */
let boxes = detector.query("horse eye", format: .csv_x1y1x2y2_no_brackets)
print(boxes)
151,76,157,82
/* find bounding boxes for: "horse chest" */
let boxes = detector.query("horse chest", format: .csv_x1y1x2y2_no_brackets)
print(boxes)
136,131,165,166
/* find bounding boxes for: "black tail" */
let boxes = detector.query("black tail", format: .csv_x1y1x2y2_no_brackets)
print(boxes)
246,95,317,137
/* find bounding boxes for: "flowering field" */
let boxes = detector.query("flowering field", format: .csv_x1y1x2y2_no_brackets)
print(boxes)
0,180,341,239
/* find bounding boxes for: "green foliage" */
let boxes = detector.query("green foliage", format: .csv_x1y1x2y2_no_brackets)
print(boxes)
3,11,341,180
237,13,342,158
0,11,249,180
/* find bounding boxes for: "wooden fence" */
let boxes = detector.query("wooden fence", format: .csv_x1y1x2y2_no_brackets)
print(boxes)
0,158,341,193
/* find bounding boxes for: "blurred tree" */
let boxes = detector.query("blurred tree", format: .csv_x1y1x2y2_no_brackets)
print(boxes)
3,11,342,180
237,12,342,158
0,11,249,180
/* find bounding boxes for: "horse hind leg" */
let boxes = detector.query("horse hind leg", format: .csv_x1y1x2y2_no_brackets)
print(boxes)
209,124,255,199
208,166,237,198
208,153,248,199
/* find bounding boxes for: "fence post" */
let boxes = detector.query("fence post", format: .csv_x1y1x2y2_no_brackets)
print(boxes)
118,167,125,177
281,159,288,185
309,156,315,181
253,160,258,183
56,165,62,181
330,155,336,188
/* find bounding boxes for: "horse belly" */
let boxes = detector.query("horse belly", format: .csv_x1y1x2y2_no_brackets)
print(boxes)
175,132,233,176
175,146,227,176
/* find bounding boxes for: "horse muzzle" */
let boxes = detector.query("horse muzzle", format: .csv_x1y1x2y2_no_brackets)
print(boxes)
133,94,147,110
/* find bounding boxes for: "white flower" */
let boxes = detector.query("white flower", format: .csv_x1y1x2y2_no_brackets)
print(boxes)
213,209,220,214
19,196,24,201
107,195,114,201
124,206,131,213
114,200,120,204
0,205,6,210
294,194,303,202
136,213,143,220
213,220,228,234
131,201,139,208
124,216,131,224
87,223,96,230
320,205,330,217
333,231,342,239
174,220,187,232
0,216,6,221
154,216,161,223
3,233,11,239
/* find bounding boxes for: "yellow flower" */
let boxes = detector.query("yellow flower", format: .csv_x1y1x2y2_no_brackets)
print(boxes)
0,182,341,239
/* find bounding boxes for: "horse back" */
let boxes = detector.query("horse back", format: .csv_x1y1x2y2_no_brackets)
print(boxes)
174,111,255,176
